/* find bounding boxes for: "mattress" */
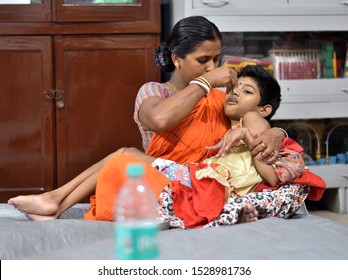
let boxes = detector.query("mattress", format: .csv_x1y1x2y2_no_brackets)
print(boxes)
1,203,348,260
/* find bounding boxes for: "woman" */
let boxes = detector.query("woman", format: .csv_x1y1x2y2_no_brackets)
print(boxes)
8,16,285,220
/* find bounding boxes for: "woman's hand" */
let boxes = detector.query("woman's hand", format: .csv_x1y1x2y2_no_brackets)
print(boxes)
206,128,246,157
249,128,285,163
202,66,238,93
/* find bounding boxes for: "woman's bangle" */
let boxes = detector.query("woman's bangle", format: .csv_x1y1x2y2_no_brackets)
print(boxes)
196,76,212,91
189,80,210,94
277,127,288,138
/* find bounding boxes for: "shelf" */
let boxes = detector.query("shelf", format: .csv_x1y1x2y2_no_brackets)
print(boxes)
309,165,348,189
309,165,348,213
190,0,348,16
172,0,348,32
273,79,348,120
279,79,348,99
194,15,348,32
171,0,348,213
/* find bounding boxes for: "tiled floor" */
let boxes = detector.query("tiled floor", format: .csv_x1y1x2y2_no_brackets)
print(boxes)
310,210,348,226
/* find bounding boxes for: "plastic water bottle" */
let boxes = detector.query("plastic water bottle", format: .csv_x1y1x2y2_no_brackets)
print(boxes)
114,163,159,260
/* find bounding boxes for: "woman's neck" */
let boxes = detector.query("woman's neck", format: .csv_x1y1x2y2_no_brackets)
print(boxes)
169,71,187,91
165,80,179,93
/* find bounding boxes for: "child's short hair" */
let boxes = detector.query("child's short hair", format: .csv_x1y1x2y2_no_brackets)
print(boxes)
238,65,281,120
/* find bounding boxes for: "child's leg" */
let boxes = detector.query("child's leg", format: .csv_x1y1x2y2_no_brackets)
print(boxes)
205,196,258,227
85,153,170,221
8,147,154,220
205,184,309,227
7,152,115,217
26,170,100,220
158,183,186,229
244,183,310,219
152,159,192,187
157,163,259,228
123,147,156,165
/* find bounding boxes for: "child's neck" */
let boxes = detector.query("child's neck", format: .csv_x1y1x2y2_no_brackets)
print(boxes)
230,118,242,129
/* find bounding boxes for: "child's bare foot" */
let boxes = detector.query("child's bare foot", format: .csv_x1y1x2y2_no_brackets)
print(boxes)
238,203,258,223
8,193,59,216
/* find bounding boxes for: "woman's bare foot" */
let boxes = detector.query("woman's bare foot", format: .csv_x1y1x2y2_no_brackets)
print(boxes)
8,193,59,216
238,202,258,223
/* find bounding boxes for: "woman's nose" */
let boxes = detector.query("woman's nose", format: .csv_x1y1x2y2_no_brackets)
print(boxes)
206,60,217,71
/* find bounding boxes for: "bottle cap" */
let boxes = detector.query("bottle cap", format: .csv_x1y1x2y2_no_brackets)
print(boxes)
126,163,144,177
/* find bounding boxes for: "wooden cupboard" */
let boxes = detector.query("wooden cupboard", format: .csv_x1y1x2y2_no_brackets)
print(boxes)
0,0,161,202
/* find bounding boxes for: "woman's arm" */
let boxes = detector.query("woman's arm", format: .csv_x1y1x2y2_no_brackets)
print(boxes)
139,66,237,131
139,84,206,131
206,121,285,161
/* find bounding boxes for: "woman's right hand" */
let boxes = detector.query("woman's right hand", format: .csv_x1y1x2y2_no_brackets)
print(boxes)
202,66,238,93
206,127,246,157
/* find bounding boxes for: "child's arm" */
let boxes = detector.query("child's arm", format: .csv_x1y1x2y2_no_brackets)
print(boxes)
241,112,280,186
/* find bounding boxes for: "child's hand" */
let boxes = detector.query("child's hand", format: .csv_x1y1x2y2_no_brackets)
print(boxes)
206,128,246,157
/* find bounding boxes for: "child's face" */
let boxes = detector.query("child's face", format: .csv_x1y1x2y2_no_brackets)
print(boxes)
224,76,262,121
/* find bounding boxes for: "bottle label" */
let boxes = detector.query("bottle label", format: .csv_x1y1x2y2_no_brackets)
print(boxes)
115,222,159,260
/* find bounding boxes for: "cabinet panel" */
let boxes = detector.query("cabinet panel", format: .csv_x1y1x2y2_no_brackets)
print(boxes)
273,79,348,120
54,0,160,25
310,165,348,189
274,101,348,120
0,0,160,34
54,35,160,186
0,36,54,201
0,0,51,22
280,79,348,97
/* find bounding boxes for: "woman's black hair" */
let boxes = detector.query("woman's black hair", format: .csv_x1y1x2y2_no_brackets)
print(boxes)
154,16,222,72
238,65,281,120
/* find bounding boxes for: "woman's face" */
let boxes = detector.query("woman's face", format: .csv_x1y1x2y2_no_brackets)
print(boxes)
178,39,221,85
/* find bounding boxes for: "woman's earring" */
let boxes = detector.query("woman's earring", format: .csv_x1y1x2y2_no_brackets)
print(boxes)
174,61,180,69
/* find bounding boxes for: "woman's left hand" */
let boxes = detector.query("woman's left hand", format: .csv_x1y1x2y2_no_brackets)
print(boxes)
249,128,285,163
206,128,246,157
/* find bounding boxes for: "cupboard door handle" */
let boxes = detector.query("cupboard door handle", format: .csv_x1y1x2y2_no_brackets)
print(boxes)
54,90,65,109
341,1,348,6
44,89,55,100
201,0,230,8
56,99,65,109
341,88,348,93
44,89,65,108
